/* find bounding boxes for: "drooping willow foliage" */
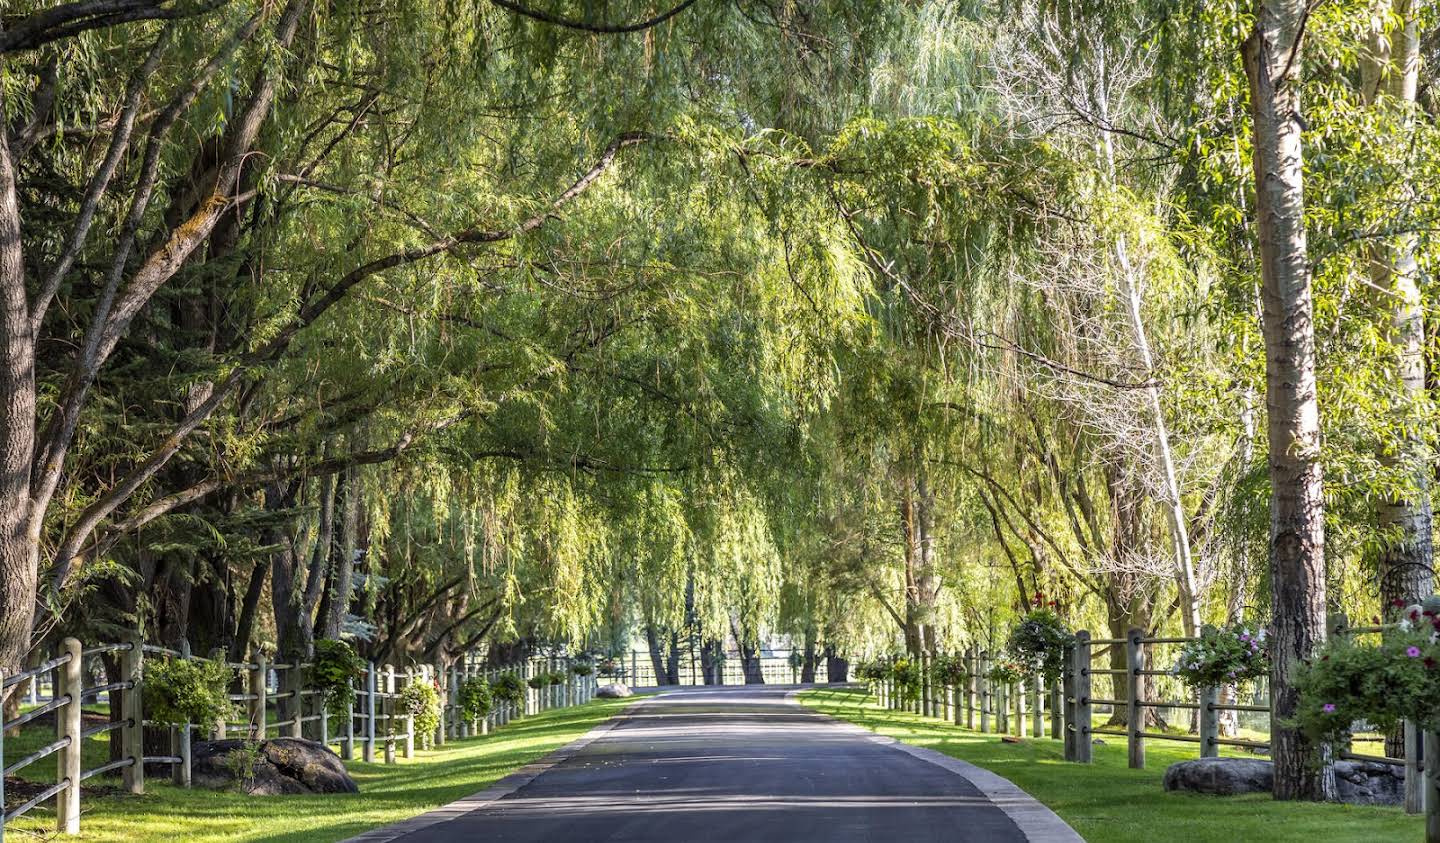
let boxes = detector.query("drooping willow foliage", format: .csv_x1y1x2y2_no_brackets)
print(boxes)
2,6,1437,796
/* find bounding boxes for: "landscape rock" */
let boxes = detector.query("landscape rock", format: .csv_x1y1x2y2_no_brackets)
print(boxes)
1163,757,1272,796
595,682,632,698
1333,760,1405,806
193,738,358,796
1163,757,1404,806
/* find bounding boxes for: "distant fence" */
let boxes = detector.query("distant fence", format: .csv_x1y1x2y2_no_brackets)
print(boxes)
0,638,594,837
612,649,833,687
865,623,1437,832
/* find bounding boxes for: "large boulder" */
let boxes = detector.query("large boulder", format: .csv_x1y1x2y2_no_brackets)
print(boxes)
1163,757,1405,806
193,738,358,796
1163,757,1272,796
595,682,632,698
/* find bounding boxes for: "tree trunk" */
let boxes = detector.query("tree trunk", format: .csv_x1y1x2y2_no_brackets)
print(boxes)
700,637,723,684
323,466,360,639
1243,0,1336,801
730,617,765,684
1091,50,1202,637
666,630,681,684
824,644,848,683
1360,0,1433,760
644,624,670,685
800,635,817,683
900,459,940,655
0,92,38,684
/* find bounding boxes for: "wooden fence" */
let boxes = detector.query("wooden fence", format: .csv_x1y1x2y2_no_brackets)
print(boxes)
865,627,1438,840
0,638,595,838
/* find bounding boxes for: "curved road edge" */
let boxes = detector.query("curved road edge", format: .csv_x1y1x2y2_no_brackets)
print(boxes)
342,696,652,843
785,689,1084,843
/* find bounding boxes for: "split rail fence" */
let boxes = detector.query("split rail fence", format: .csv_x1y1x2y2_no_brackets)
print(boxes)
0,637,595,838
867,621,1438,840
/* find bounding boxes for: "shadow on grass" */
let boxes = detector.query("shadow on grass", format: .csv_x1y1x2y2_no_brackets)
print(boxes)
799,688,1422,843
6,696,640,843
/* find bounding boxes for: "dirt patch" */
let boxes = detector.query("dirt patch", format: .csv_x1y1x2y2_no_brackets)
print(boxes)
2,776,123,813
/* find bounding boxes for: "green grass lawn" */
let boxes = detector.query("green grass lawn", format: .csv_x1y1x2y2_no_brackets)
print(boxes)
5,696,636,842
800,687,1424,843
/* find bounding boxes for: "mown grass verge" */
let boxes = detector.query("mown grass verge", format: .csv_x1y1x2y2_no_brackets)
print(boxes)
5,695,636,842
799,687,1422,843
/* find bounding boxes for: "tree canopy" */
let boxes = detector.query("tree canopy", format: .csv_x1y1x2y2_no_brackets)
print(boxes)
2,0,1438,800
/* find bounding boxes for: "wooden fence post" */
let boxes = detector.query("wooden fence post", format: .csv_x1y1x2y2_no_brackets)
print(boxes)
1062,639,1076,760
341,665,354,760
1406,720,1423,814
382,664,395,763
448,663,460,741
364,662,377,762
1049,677,1062,741
1074,630,1093,763
920,654,932,717
173,639,193,787
1424,728,1438,843
122,634,145,794
1199,685,1219,758
56,637,83,833
1031,674,1043,738
950,657,961,723
288,663,305,739
207,648,230,741
1015,681,1025,737
978,651,990,733
248,649,267,745
965,648,976,729
1126,628,1144,769
997,681,1008,734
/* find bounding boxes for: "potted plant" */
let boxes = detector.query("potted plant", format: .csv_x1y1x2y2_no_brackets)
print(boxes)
1171,623,1270,690
1007,609,1074,681
1295,600,1440,741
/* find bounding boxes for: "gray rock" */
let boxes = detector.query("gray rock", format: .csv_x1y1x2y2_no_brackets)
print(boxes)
1333,760,1405,806
1163,757,1405,806
1163,757,1273,796
595,682,632,698
193,738,358,796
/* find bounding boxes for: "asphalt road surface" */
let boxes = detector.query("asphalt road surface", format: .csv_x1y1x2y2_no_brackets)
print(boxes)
361,686,1079,843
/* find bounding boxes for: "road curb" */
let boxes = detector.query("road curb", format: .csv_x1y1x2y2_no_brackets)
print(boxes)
341,695,656,843
785,689,1084,843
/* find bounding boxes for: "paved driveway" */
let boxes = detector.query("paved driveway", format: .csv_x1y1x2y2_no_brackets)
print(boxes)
352,685,1080,842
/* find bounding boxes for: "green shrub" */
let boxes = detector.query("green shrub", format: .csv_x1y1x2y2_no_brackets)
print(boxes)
527,673,546,689
1007,609,1073,680
889,657,921,702
313,639,366,716
570,659,593,677
222,740,263,788
492,672,526,707
1171,623,1269,689
855,660,888,682
399,677,442,745
143,656,234,727
459,676,493,721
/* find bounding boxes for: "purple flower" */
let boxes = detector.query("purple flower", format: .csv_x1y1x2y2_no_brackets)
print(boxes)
1407,646,1423,658
1322,703,1336,713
